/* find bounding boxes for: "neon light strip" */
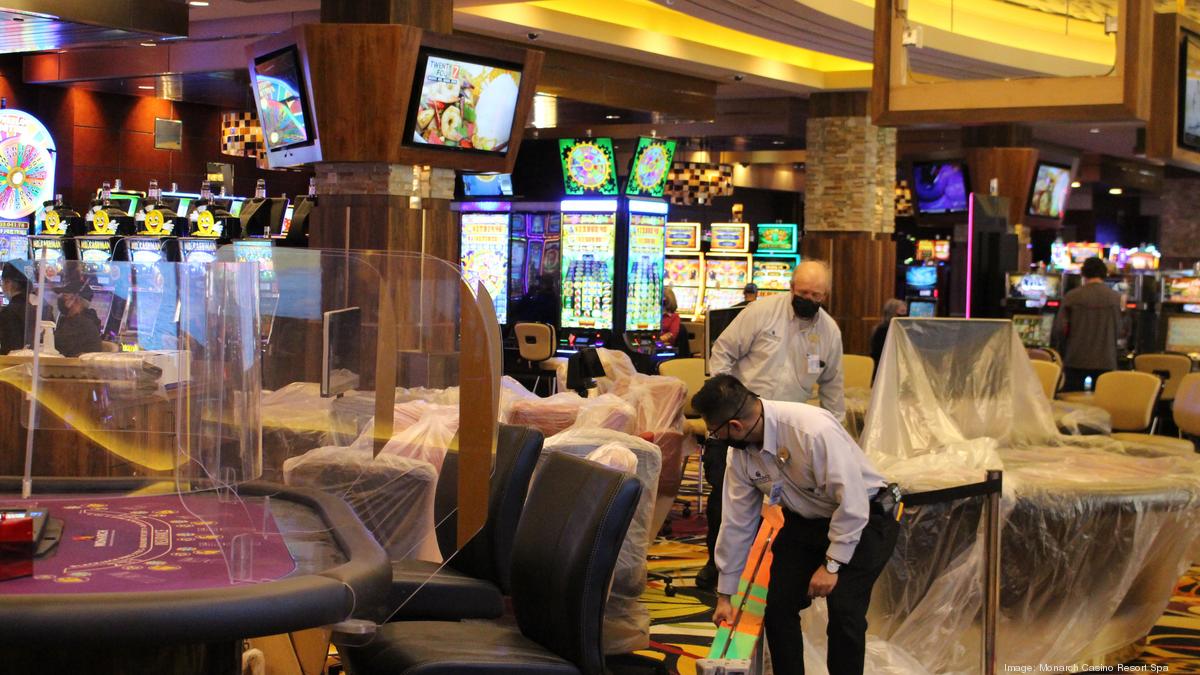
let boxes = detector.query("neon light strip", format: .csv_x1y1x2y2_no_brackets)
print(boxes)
627,198,668,215
560,199,618,212
966,193,975,319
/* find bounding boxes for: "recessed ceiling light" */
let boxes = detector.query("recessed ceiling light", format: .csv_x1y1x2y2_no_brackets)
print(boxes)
137,85,154,90
1089,128,1101,134
1070,181,1081,188
772,140,785,145
1108,187,1123,195
605,114,619,120
188,1,209,6
140,42,156,47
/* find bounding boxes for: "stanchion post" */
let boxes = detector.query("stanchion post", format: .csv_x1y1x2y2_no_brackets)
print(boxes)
982,469,1003,675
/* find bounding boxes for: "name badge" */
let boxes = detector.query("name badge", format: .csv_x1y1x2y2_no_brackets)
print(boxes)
807,353,821,374
769,483,783,506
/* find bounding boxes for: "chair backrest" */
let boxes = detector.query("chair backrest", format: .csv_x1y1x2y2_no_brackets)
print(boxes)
1093,370,1162,431
1173,373,1200,436
511,453,642,675
1027,348,1053,363
450,423,544,593
658,357,707,417
1030,360,1062,400
1134,353,1193,400
843,354,874,390
514,322,556,363
680,320,703,358
1044,347,1063,365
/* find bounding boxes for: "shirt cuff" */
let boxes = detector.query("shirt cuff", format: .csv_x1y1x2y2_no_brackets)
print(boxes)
717,571,742,596
826,541,857,565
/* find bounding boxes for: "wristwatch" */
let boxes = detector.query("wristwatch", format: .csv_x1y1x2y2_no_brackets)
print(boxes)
825,557,841,574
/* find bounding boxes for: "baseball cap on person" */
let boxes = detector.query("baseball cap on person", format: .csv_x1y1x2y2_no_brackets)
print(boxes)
1,261,28,289
743,283,758,294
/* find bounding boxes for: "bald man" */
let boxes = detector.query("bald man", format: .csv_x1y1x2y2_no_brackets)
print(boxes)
694,259,846,591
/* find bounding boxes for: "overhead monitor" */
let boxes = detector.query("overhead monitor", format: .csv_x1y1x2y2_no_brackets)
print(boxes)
756,223,798,254
322,307,362,397
1181,31,1200,153
1028,162,1073,219
624,136,677,198
253,46,315,152
912,161,969,214
404,49,523,155
559,138,619,196
462,172,513,197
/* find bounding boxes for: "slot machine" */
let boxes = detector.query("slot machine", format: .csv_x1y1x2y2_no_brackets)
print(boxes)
558,138,620,350
1157,274,1200,357
77,182,137,264
460,203,512,326
239,179,290,240
275,178,316,248
752,222,800,298
176,182,235,264
118,179,185,264
701,223,752,313
619,137,675,361
31,194,81,269
664,221,704,320
1005,273,1062,349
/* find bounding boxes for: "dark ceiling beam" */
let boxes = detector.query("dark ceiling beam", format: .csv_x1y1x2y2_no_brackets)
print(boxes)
530,97,804,141
4,0,188,35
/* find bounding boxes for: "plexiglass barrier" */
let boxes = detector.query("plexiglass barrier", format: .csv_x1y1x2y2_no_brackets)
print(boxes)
0,249,498,638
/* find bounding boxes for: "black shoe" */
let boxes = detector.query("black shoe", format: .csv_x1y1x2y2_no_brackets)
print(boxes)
694,562,717,591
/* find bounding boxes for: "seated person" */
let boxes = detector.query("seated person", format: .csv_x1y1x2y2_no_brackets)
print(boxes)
0,262,29,354
53,278,103,357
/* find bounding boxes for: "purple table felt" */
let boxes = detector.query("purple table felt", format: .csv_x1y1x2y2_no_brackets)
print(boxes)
0,493,296,594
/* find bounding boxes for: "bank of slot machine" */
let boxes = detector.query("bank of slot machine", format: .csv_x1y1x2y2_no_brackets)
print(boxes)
558,137,620,348
77,183,137,264
460,208,512,325
665,222,704,320
752,223,800,297
702,223,752,313
117,181,186,264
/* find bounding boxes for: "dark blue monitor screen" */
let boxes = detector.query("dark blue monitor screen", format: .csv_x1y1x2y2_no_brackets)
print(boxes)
908,300,936,317
906,265,938,290
913,162,968,214
463,173,513,197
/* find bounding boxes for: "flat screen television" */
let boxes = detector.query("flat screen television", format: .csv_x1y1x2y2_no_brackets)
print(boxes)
559,138,619,196
908,300,936,317
1028,162,1072,219
252,46,315,152
905,265,938,290
1166,315,1200,354
463,173,513,197
404,48,523,155
913,161,969,214
1181,31,1200,153
624,136,677,198
322,307,362,397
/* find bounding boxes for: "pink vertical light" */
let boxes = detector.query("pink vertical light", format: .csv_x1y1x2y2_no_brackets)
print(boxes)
965,193,975,319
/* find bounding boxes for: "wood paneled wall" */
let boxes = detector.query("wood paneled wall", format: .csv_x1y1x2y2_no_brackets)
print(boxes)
801,231,896,356
965,147,1039,231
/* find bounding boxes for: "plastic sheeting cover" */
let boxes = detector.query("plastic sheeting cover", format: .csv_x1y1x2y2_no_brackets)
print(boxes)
851,318,1200,674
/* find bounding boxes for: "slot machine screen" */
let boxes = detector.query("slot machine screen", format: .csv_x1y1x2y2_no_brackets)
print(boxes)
709,223,749,252
1012,313,1054,348
665,257,702,286
463,173,514,197
0,233,28,261
179,239,217,264
1166,316,1200,354
753,259,794,292
1164,276,1200,303
279,205,295,237
905,265,938,290
126,237,166,265
908,300,936,317
460,212,510,323
703,287,744,312
705,258,750,290
559,212,615,329
624,213,665,332
30,237,63,263
1007,273,1060,308
666,223,700,251
671,285,699,316
77,238,113,263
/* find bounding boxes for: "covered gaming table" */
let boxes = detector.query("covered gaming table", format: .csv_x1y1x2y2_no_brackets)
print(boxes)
0,479,390,674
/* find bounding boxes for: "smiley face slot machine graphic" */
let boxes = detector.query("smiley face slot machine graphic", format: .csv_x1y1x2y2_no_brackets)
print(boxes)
558,138,619,348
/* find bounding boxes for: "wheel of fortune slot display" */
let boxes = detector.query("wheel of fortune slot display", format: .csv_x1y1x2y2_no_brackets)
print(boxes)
566,142,612,192
0,109,55,220
256,75,307,148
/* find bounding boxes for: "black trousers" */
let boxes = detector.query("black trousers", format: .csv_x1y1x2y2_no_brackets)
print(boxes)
764,507,899,675
701,439,728,567
1062,367,1109,393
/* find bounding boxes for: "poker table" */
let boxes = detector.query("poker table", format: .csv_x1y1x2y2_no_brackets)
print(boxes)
0,478,390,674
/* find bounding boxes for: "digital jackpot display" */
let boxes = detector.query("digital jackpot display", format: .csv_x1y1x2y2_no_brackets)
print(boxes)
625,213,665,331
560,212,616,329
625,137,677,198
559,138,619,196
460,212,510,323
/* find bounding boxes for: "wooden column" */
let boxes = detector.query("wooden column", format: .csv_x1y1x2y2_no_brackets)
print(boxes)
962,125,1039,271
321,0,452,28
804,92,897,355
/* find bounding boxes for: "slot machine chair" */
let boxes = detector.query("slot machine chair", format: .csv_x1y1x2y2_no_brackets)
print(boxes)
1061,371,1162,433
1030,360,1063,400
514,322,561,396
1110,373,1200,456
386,424,544,621
1134,353,1193,435
342,452,642,675
843,354,875,391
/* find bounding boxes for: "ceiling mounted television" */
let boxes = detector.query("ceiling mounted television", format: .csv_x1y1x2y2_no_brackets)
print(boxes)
913,161,969,214
463,172,513,197
560,138,619,196
1181,31,1200,153
1028,162,1073,219
625,136,677,198
404,48,523,155
253,46,314,152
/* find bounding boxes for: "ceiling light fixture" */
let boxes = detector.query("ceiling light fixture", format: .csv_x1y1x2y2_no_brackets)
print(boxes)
1108,187,1123,195
772,140,785,145
1070,181,1081,188
138,85,154,90
188,1,210,6
140,42,156,47
605,114,619,120
1089,128,1101,134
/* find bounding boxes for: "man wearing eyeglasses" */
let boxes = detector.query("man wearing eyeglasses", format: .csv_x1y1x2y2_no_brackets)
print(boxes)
694,260,846,591
693,374,897,675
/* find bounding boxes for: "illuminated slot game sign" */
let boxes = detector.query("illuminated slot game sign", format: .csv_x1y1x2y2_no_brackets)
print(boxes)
0,110,55,224
30,236,63,263
179,238,217,264
0,221,29,261
560,212,615,330
76,237,114,264
709,223,749,253
935,239,951,261
460,212,510,323
624,137,677,199
559,138,619,196
666,222,700,251
625,212,666,331
126,237,166,265
1006,273,1061,309
753,223,799,295
1163,275,1200,304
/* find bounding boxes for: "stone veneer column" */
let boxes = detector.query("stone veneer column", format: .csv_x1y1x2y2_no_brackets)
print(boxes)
1158,174,1200,265
802,92,897,356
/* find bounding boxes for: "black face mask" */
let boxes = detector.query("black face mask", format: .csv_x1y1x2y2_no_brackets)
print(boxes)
57,297,70,314
726,410,763,450
792,295,820,319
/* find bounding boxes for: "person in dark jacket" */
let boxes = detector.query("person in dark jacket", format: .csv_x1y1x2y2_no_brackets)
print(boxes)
869,298,908,383
1053,257,1123,391
0,261,29,354
53,277,103,357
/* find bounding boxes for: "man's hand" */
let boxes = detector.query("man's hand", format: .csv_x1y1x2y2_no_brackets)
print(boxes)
712,593,735,626
808,567,839,598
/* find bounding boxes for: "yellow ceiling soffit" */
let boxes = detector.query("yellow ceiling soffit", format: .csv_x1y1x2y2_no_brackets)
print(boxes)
456,2,873,90
828,0,1115,71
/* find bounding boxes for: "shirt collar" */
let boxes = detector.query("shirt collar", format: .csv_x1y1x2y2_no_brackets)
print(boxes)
758,398,780,457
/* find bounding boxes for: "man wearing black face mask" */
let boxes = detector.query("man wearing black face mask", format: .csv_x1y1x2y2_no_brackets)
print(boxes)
693,374,895,675
53,278,103,357
694,260,846,591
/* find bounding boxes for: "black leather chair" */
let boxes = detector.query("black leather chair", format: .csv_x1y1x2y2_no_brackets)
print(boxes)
343,452,643,675
385,424,544,621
